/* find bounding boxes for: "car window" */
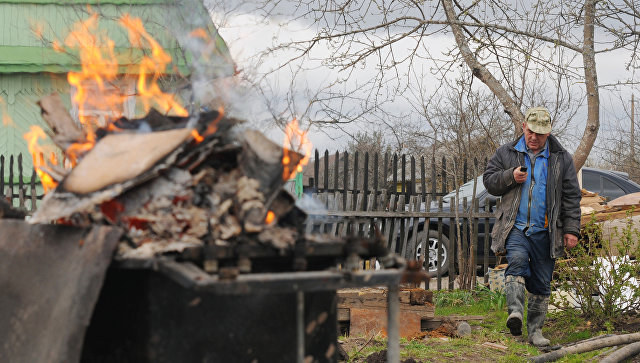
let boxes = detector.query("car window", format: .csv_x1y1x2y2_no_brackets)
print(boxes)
602,177,626,201
582,171,601,194
443,176,486,201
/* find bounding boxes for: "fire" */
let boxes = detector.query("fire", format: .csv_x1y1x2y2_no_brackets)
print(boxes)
23,126,58,192
191,129,204,143
282,119,312,180
265,210,276,224
119,14,188,117
25,12,191,192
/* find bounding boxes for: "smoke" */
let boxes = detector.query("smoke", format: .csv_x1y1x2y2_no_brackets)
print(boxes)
160,0,236,127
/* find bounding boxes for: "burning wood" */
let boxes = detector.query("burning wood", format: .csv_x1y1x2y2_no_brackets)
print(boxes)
30,96,310,259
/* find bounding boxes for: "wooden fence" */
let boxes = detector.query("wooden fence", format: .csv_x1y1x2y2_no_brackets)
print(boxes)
306,149,488,204
2,150,499,291
306,190,499,291
1,154,42,211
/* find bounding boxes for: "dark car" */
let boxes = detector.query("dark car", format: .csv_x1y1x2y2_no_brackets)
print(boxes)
415,167,640,277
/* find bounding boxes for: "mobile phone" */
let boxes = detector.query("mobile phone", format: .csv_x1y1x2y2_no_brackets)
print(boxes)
520,166,528,172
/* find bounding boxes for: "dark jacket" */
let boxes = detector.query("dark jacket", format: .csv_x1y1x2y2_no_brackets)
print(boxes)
483,134,582,259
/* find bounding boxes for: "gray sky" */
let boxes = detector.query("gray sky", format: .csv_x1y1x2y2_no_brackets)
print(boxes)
206,1,639,157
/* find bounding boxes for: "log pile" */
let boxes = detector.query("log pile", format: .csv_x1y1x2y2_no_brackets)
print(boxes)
580,189,640,227
30,93,310,259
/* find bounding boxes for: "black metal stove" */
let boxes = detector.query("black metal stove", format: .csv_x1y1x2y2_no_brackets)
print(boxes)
81,234,405,363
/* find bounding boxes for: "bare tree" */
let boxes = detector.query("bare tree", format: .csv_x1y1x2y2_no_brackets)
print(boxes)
212,0,640,170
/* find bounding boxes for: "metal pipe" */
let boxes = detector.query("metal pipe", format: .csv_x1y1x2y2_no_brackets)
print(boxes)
296,291,305,363
387,284,400,362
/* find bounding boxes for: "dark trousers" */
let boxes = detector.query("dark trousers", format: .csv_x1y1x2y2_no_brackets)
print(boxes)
504,228,555,296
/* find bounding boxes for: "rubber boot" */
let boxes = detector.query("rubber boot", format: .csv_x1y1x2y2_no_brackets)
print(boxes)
505,275,526,336
527,294,551,347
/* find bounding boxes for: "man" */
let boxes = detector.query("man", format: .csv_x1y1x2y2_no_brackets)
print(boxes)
483,106,581,347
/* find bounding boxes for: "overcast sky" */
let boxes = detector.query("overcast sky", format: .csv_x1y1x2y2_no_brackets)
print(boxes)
205,1,639,157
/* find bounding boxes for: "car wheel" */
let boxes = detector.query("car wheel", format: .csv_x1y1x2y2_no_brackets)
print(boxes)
415,229,450,278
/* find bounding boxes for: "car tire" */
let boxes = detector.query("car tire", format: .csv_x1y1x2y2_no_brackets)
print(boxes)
415,229,451,278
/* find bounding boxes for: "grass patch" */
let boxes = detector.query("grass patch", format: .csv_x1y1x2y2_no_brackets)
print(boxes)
343,285,620,362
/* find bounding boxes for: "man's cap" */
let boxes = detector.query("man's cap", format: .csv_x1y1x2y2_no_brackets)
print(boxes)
524,106,551,134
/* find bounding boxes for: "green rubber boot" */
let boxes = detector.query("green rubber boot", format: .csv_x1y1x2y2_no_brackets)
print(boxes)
527,294,551,347
505,275,526,336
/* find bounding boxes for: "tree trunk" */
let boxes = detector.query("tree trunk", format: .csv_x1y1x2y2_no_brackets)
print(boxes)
441,0,524,133
572,0,599,171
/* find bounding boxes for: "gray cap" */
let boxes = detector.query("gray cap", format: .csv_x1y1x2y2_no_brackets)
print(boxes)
524,107,551,134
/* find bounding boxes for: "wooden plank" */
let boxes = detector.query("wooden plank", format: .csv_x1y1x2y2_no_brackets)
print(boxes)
333,151,339,194
431,156,437,198
401,154,406,195
448,196,455,290
330,192,342,235
353,151,359,195
323,149,329,201
343,151,349,210
373,153,379,207
30,169,36,212
400,196,416,258
382,194,396,248
420,156,426,202
392,154,398,196
363,152,369,210
18,154,24,208
483,200,490,284
389,195,405,253
314,149,319,193
437,196,444,290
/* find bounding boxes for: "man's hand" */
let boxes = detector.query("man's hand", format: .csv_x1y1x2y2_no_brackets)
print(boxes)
513,167,527,184
564,233,578,249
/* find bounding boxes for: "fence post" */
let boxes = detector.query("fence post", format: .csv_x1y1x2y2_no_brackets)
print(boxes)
333,151,339,193
353,151,359,195
420,156,426,203
363,152,369,211
392,154,398,196
343,151,349,210
313,149,319,193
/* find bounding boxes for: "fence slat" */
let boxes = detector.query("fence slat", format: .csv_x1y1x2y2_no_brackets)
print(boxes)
389,194,404,253
323,149,329,196
334,151,340,193
392,154,398,196
353,151,359,195
436,196,444,290
314,149,319,193
363,152,369,210
483,199,491,284
448,196,455,291
343,152,349,210
0,155,4,199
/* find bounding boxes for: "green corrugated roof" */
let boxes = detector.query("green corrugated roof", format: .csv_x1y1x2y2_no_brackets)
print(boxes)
0,1,234,76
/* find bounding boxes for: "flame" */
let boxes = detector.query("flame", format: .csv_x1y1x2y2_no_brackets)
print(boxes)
203,106,225,137
282,119,312,180
265,210,275,224
23,126,58,192
38,12,189,173
119,14,188,117
191,129,204,143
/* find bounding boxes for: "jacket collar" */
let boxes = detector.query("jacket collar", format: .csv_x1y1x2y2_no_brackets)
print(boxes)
509,133,565,154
